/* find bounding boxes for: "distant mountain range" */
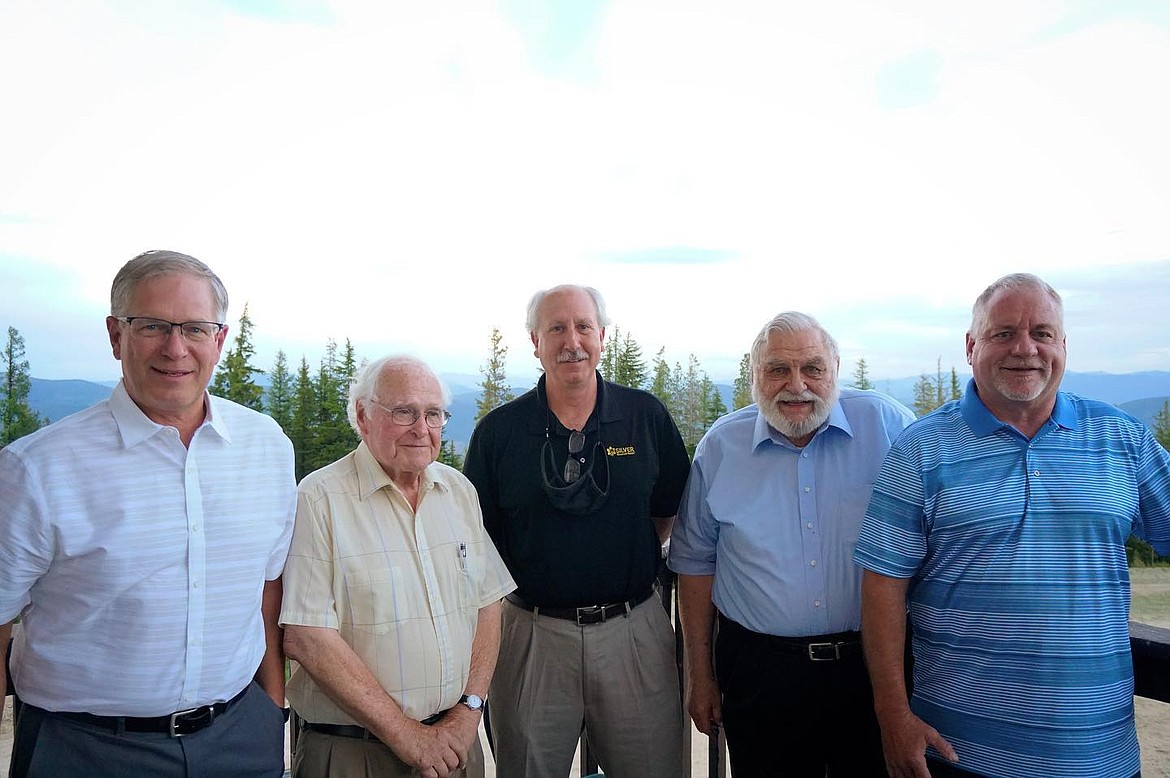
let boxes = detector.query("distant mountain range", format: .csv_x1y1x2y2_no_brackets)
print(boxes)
26,371,1170,452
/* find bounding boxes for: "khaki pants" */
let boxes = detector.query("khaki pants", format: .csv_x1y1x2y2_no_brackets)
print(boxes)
292,726,485,778
489,596,685,778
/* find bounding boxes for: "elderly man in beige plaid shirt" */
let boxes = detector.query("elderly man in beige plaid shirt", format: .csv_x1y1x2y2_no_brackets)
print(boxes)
280,355,515,778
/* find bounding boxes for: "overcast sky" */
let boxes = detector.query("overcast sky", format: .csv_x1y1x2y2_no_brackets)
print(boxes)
3,1,1169,384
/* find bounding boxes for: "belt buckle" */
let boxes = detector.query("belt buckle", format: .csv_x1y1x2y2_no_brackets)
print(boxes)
169,706,210,738
576,605,605,626
807,642,841,661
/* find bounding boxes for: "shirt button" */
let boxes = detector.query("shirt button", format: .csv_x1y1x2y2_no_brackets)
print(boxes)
192,581,200,589
803,486,811,493
806,523,814,529
814,600,822,607
1033,470,1040,477
809,560,817,567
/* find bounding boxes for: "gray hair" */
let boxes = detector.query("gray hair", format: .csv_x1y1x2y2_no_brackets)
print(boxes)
970,273,1064,334
525,284,611,335
110,250,230,321
347,354,452,434
749,311,839,375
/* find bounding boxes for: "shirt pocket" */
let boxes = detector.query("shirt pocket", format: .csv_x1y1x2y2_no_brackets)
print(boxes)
347,566,404,636
447,540,482,611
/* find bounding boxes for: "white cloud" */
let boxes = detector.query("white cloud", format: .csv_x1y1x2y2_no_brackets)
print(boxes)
2,2,1167,383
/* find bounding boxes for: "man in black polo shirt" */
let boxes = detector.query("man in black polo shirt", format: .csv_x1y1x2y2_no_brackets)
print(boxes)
463,284,690,778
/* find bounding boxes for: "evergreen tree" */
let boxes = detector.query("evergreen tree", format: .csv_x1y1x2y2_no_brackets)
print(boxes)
289,357,319,480
676,356,704,452
338,339,359,392
476,327,515,422
438,438,463,469
649,348,674,413
851,358,874,390
950,367,963,400
612,330,648,390
2,326,46,446
211,303,265,410
1153,400,1170,451
265,350,294,432
732,353,753,410
702,373,728,428
912,374,937,417
599,326,620,383
309,339,360,473
934,358,946,410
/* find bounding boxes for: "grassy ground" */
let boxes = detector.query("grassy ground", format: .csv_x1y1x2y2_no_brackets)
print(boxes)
1131,566,1170,629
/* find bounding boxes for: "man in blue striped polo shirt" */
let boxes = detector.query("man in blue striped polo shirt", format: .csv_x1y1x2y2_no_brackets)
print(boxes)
855,272,1170,778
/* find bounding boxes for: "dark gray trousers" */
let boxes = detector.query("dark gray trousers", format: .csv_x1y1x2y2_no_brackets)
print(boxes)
9,681,286,778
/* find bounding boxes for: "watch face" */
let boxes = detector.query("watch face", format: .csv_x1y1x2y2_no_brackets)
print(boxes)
461,694,484,710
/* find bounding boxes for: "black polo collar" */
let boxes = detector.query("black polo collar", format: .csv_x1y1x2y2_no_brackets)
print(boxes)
530,371,622,435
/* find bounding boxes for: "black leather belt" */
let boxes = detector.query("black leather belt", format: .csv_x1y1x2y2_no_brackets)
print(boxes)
303,710,446,743
506,590,653,625
718,613,862,661
52,685,249,737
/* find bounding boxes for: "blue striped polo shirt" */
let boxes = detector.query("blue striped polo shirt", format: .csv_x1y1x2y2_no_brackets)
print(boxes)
855,380,1170,778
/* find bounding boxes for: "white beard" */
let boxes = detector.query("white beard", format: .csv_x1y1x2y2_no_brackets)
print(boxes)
757,385,838,441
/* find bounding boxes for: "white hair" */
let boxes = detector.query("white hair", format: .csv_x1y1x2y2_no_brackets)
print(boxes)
347,354,451,434
525,284,611,335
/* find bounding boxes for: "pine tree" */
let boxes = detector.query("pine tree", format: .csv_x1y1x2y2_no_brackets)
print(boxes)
476,328,515,422
338,339,359,393
438,438,463,469
1153,400,1170,451
2,326,46,446
851,358,874,390
732,353,753,410
309,340,360,473
677,355,704,451
289,357,319,480
934,358,946,410
650,348,674,413
912,374,937,417
599,326,620,383
612,330,648,390
211,303,264,410
265,350,294,431
702,374,727,428
950,367,963,400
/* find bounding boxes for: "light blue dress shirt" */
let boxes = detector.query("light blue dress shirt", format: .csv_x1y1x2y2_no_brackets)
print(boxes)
668,388,914,637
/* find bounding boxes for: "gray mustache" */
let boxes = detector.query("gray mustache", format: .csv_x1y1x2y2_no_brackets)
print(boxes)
557,350,590,363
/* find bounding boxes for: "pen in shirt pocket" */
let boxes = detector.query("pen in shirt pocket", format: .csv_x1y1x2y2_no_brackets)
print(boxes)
459,541,468,571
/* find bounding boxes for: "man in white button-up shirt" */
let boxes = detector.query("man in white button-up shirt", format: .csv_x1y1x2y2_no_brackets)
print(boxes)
0,250,296,777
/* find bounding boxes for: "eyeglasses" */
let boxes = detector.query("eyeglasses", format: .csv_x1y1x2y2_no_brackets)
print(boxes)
116,316,224,343
369,400,451,428
563,430,586,483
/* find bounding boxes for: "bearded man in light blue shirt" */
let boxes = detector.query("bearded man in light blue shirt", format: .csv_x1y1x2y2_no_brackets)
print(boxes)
669,311,915,778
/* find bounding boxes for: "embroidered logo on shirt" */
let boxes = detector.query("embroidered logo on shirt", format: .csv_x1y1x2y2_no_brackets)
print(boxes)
606,445,636,457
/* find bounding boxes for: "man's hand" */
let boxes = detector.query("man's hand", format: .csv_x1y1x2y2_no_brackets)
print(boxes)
394,718,467,777
878,708,957,778
685,670,723,737
432,705,481,756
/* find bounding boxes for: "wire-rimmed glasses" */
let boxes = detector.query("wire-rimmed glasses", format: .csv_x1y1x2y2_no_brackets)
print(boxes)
368,400,452,428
